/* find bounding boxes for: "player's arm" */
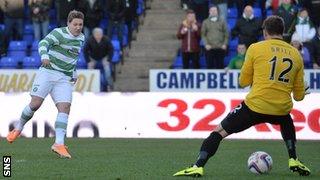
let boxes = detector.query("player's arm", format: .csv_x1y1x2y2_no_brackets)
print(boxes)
38,29,60,65
239,45,254,87
292,57,305,101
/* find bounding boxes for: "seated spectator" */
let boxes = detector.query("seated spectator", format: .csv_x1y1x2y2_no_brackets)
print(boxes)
84,28,114,91
29,0,50,41
291,8,316,50
273,0,297,42
231,5,262,48
177,10,201,69
201,5,228,69
310,26,320,69
225,44,246,71
107,0,126,51
291,37,312,68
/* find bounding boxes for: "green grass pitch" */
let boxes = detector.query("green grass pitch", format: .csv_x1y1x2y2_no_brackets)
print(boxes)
1,138,319,179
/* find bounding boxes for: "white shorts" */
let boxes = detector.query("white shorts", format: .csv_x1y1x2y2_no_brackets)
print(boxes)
30,67,74,104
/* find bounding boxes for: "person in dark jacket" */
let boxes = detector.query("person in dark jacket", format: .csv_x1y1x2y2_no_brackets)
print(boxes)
273,0,297,42
77,0,104,38
107,0,126,51
231,5,262,48
29,0,50,40
55,0,77,27
177,10,201,69
84,28,114,91
125,0,138,48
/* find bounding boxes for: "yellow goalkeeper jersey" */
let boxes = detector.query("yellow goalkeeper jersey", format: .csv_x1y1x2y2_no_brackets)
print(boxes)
239,39,305,115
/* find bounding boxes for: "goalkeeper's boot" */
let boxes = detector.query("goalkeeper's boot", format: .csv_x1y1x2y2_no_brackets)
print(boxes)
6,129,21,143
51,144,72,159
173,166,204,177
289,158,310,176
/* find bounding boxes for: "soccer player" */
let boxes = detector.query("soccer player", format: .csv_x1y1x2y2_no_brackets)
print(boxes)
173,16,311,177
6,10,85,159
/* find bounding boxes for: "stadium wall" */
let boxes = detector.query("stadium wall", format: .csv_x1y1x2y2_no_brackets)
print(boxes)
0,92,319,140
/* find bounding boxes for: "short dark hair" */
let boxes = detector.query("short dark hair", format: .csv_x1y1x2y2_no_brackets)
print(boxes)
262,15,284,36
67,10,84,23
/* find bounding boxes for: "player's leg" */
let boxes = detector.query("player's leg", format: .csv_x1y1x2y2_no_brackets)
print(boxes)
173,102,255,177
278,115,311,176
7,69,52,143
50,80,73,158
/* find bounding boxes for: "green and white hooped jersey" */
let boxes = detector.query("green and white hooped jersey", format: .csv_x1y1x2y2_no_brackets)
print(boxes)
38,27,85,77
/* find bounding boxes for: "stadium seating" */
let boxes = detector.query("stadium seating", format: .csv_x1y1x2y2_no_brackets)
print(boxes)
23,56,41,69
228,8,238,18
7,41,27,59
0,57,20,69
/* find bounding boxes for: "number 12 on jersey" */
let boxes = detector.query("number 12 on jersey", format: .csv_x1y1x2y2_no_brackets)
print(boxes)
269,56,293,83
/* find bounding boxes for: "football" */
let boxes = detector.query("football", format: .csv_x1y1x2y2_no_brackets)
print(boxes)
247,151,273,174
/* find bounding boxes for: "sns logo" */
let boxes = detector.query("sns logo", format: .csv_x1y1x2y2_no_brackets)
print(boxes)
3,156,11,177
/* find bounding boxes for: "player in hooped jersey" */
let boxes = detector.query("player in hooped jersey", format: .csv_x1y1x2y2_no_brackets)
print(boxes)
173,16,311,177
7,10,85,159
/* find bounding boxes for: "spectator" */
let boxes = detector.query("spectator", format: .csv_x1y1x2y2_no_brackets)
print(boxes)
125,0,138,48
211,0,227,21
29,0,50,41
310,26,320,69
55,0,77,27
201,5,228,69
3,0,25,52
107,0,126,51
291,8,316,52
77,0,104,38
301,0,320,27
84,28,114,91
274,0,297,42
231,5,262,48
291,37,312,68
225,44,246,71
190,0,209,22
234,0,267,19
177,10,201,69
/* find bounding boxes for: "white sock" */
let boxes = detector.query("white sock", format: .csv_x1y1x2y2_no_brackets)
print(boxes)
16,105,35,131
54,113,68,145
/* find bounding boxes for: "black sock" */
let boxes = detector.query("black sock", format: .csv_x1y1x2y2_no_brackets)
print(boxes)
195,132,223,167
285,140,297,159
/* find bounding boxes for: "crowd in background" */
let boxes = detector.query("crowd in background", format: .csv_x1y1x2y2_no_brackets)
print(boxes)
177,0,320,70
